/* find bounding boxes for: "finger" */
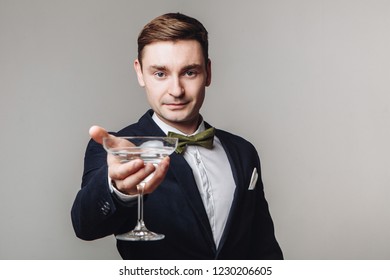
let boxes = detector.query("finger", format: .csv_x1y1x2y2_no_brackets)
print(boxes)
143,157,170,193
115,163,156,195
108,158,145,180
89,125,110,145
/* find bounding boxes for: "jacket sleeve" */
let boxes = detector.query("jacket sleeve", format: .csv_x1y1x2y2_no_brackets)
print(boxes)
70,139,136,240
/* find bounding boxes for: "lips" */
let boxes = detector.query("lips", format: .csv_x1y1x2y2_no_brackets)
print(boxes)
164,102,189,109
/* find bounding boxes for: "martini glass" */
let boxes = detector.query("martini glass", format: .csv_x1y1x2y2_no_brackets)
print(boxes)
103,136,178,241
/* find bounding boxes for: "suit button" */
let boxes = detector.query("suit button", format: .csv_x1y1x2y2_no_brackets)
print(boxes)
99,201,111,215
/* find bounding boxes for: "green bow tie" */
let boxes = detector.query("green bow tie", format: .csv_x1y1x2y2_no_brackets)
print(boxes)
168,127,215,154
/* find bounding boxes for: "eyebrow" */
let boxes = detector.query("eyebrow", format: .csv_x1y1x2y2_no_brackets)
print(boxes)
148,65,167,71
182,64,203,71
148,64,203,72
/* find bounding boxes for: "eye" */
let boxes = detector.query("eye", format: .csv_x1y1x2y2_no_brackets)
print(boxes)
154,71,166,78
184,70,197,77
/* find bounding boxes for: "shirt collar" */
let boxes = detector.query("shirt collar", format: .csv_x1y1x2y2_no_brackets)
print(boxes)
152,113,205,136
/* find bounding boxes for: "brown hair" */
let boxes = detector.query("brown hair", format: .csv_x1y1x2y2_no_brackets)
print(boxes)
137,13,209,67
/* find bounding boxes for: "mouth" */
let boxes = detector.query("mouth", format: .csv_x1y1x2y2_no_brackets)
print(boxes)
164,102,189,110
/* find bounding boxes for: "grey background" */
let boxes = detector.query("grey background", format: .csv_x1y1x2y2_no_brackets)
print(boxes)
1,0,389,259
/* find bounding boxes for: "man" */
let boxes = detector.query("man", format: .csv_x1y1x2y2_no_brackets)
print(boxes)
71,12,283,260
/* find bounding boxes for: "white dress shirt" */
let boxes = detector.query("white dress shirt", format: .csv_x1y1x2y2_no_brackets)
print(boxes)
110,114,236,247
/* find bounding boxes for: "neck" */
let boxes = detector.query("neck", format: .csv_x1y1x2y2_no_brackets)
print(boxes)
153,113,202,135
174,117,203,135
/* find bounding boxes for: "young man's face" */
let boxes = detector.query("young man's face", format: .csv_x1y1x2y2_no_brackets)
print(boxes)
134,40,211,134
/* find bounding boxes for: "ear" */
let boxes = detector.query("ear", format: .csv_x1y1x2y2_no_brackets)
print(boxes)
134,59,145,87
205,59,212,87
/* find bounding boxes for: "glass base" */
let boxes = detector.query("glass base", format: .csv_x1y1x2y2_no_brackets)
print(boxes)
116,221,165,241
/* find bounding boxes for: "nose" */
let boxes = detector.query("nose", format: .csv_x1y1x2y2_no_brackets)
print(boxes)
169,76,184,98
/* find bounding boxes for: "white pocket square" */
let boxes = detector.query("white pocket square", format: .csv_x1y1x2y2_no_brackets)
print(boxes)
248,167,258,190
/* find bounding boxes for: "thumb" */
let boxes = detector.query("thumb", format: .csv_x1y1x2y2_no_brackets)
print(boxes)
89,125,110,145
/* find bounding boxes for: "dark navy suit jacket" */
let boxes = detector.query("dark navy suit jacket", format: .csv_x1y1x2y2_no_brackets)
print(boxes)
71,110,283,259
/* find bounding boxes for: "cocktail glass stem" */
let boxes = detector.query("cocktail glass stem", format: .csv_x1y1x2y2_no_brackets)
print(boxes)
137,183,145,228
115,180,164,241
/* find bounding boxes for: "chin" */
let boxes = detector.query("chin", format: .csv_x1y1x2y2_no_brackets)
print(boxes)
163,110,188,121
158,107,198,123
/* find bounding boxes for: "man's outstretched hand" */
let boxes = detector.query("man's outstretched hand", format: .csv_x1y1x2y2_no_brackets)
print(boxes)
89,125,170,195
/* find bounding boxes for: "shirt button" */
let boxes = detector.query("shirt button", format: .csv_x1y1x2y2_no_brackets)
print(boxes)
195,154,201,164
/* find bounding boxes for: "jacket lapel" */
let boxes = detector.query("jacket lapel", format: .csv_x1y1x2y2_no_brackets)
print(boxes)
214,130,246,253
169,152,216,251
